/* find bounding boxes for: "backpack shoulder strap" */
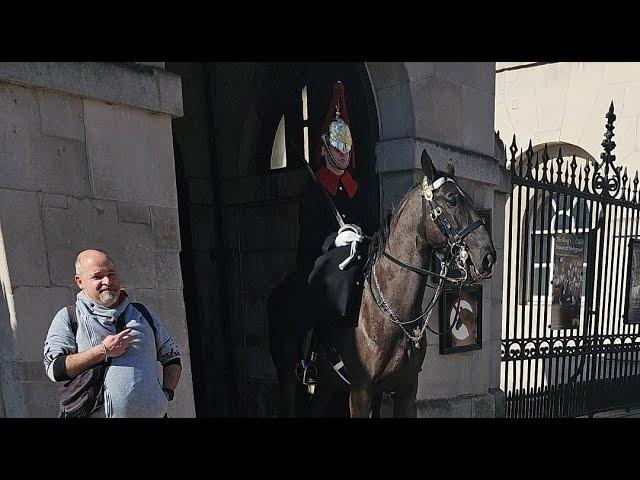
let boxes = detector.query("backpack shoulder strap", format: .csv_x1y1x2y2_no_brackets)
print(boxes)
66,305,78,337
131,302,157,337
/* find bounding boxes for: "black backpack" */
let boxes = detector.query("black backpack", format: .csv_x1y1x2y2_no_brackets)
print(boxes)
58,303,156,418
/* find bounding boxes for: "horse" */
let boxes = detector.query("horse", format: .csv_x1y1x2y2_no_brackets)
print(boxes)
268,149,497,417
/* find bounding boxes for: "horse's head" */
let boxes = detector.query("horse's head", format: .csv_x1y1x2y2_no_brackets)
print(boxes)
420,149,496,281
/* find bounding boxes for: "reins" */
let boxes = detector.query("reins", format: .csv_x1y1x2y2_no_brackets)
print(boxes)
367,174,485,348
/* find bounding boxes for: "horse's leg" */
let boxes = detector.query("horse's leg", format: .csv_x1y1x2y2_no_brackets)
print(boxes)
393,380,418,418
349,386,374,418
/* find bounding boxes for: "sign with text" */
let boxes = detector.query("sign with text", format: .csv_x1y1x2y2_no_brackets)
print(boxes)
551,234,586,330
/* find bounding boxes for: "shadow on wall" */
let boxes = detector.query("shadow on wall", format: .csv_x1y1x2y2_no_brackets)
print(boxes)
0,279,10,417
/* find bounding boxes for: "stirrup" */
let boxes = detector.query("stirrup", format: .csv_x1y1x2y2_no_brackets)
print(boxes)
301,360,318,395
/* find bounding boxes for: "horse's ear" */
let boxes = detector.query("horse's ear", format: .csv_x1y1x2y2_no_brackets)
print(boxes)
421,149,437,182
446,161,455,178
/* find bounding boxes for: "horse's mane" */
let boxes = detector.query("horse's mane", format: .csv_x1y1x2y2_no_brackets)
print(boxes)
364,183,422,278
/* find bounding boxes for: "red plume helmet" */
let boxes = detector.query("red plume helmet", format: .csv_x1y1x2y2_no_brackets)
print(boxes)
312,81,356,170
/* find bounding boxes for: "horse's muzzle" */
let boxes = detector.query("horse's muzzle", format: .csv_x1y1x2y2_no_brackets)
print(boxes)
477,251,497,279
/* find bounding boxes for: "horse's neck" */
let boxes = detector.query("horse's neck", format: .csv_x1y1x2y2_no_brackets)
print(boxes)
374,190,432,319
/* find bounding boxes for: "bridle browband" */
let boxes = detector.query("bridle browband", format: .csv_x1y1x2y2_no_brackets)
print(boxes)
368,174,486,348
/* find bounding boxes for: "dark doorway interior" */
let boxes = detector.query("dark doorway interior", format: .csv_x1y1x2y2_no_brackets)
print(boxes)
168,62,379,416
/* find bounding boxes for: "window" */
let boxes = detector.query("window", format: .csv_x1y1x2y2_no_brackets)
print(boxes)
269,86,309,170
526,194,590,303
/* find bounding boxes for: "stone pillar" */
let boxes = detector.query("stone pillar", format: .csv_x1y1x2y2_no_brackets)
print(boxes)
0,62,195,417
367,62,509,417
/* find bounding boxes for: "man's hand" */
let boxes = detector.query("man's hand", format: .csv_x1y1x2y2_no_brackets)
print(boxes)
102,328,134,358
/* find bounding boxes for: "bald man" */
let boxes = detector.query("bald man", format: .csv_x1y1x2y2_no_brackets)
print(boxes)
44,249,182,418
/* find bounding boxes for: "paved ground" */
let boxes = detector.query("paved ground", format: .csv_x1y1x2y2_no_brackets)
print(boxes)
587,407,640,418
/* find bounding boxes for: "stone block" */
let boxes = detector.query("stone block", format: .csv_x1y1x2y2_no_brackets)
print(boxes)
416,392,495,418
462,85,495,157
489,387,506,417
84,100,178,207
471,392,496,417
417,341,491,401
411,76,462,147
375,138,415,173
435,62,495,93
502,70,538,145
404,62,435,82
494,102,515,150
416,395,472,418
132,288,190,356
238,203,298,251
241,250,297,296
135,62,165,70
12,286,74,362
0,189,50,287
166,354,196,418
489,340,502,390
492,256,504,302
0,83,91,196
189,204,217,252
366,62,407,90
150,206,181,251
221,206,239,249
490,297,503,341
117,202,150,224
380,171,415,215
157,69,183,118
37,90,85,141
413,139,509,188
0,377,29,417
17,380,61,417
177,128,212,180
42,193,68,209
577,85,626,159
375,83,414,140
532,63,571,133
7,360,50,383
154,251,183,289
243,294,267,338
560,62,605,145
492,193,507,249
0,62,182,117
603,62,640,85
220,176,260,206
215,126,241,180
622,84,640,117
42,197,156,288
273,169,308,199
188,178,214,205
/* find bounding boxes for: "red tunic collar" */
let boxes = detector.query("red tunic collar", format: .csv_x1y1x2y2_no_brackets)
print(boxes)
315,165,358,198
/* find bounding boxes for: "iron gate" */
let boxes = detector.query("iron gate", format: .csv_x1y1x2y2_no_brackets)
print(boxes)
501,103,640,418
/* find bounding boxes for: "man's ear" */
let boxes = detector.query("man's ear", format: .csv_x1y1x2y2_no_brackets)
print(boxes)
421,149,438,182
74,275,83,290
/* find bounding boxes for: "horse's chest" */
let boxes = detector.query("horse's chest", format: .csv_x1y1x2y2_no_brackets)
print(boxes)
381,339,426,380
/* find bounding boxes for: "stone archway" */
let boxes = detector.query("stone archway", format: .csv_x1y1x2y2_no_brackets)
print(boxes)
169,62,382,417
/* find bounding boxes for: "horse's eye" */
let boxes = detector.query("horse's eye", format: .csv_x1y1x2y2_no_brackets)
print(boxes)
445,195,462,206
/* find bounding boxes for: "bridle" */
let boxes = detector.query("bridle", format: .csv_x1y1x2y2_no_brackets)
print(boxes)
368,174,486,348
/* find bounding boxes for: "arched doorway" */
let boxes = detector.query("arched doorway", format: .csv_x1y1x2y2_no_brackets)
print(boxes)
168,62,379,416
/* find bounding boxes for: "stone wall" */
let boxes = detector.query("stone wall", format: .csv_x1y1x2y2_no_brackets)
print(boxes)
495,62,640,172
0,62,195,417
367,62,507,416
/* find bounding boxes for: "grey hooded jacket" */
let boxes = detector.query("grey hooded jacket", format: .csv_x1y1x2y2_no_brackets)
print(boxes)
44,291,181,418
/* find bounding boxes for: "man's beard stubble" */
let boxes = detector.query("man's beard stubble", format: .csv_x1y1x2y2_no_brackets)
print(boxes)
98,288,119,307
